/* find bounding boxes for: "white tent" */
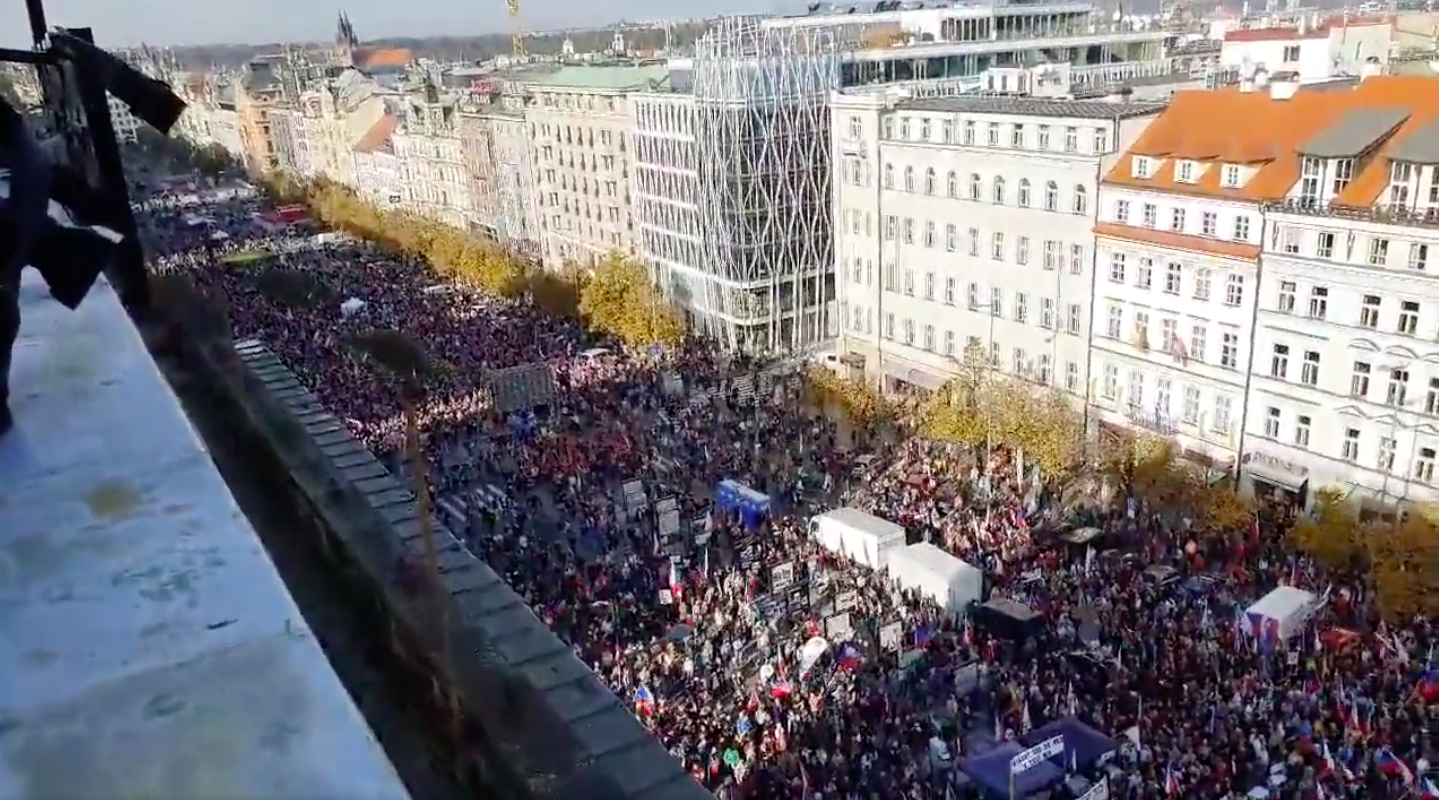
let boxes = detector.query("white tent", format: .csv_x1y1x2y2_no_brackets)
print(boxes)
1243,585,1317,644
883,543,984,618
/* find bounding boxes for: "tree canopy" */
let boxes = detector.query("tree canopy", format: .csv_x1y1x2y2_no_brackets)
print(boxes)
577,252,684,349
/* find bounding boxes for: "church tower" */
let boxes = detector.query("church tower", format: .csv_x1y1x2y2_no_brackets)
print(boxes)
334,11,360,66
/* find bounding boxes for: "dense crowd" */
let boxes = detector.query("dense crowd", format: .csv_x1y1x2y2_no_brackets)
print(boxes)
141,184,1438,800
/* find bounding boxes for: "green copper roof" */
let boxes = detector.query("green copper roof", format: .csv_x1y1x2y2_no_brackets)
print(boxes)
518,64,670,91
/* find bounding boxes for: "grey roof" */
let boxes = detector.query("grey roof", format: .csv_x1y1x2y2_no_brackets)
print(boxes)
1298,107,1410,158
1387,116,1439,164
898,95,1167,120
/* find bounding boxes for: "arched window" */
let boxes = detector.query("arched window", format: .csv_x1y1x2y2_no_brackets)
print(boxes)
947,171,958,198
1073,185,1088,215
904,166,916,192
1044,181,1059,212
968,173,982,201
1017,179,1031,208
924,168,936,196
992,176,1006,204
883,164,894,189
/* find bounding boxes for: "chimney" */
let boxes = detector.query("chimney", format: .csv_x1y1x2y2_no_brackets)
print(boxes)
1360,57,1384,80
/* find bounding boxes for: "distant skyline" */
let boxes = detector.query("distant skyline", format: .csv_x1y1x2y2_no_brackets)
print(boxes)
2,0,785,49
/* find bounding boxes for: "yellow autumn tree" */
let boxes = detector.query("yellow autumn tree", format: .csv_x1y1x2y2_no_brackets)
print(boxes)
1363,504,1439,619
807,366,892,423
1290,486,1362,569
579,252,684,348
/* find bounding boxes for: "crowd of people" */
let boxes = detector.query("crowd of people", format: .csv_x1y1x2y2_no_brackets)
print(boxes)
139,182,1438,800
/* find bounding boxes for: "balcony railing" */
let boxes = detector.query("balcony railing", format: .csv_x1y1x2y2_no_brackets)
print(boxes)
1264,198,1439,231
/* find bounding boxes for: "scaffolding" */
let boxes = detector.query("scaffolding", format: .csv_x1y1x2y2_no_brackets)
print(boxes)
687,18,840,353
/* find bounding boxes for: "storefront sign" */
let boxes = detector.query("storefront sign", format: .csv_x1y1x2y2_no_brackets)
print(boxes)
1244,452,1309,478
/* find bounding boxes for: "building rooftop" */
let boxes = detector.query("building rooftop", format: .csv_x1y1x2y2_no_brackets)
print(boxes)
516,64,671,91
0,271,409,800
898,95,1168,120
1103,75,1439,206
353,113,399,153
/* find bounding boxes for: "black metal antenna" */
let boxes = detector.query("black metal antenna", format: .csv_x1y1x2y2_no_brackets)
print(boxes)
25,0,48,47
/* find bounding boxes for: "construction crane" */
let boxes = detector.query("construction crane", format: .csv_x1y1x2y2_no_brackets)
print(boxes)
506,0,527,60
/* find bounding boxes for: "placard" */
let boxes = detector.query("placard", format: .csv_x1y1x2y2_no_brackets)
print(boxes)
771,561,796,592
834,590,859,614
880,621,903,651
659,509,681,537
825,612,853,640
1010,735,1065,774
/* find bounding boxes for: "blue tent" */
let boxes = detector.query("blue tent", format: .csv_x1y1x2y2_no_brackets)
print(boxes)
715,479,771,529
1021,717,1116,772
962,741,1064,798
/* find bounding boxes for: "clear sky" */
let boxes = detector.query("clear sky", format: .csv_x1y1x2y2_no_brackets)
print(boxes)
2,0,786,49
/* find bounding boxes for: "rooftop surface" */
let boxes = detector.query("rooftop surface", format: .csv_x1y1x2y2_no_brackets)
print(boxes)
0,272,410,800
899,95,1168,120
516,64,671,90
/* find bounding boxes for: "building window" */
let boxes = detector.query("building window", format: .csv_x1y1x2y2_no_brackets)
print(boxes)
923,324,935,351
1342,428,1360,461
1417,448,1437,483
1011,124,1024,148
1271,344,1290,379
1072,186,1087,215
1201,211,1217,236
1133,311,1150,349
1308,286,1328,319
1277,280,1296,313
884,312,895,339
967,283,979,311
947,171,958,197
924,271,935,300
1332,158,1355,195
1315,231,1336,259
920,118,932,141
1114,199,1129,223
968,228,980,256
993,176,1006,204
1044,181,1059,212
1282,44,1301,62
1213,395,1233,435
1400,300,1420,336
1162,261,1185,293
1301,351,1320,386
946,224,957,251
1182,386,1201,425
1233,215,1251,242
1014,293,1028,323
1065,361,1080,392
903,269,915,296
1127,370,1144,410
1369,238,1390,266
944,277,956,305
1359,295,1381,328
1102,364,1120,400
1037,125,1050,149
1069,245,1085,275
1018,236,1031,266
1136,258,1153,290
924,168,936,195
1351,361,1372,397
1018,179,1032,207
990,287,1002,316
883,163,894,189
1225,274,1244,307
1388,368,1410,407
1220,331,1238,369
1106,305,1123,338
1280,227,1301,254
969,173,982,201
1064,126,1078,153
1378,436,1397,472
899,118,911,139
924,221,936,248
945,330,956,355
1264,407,1281,438
1142,203,1157,228
1040,298,1055,329
903,317,915,344
1093,128,1109,153
1170,208,1186,232
1427,377,1439,414
1177,160,1195,183
1222,164,1241,187
1067,304,1082,336
904,166,916,192
1194,268,1211,301
987,123,1000,146
1132,156,1151,178
1109,252,1126,283
992,233,1005,260
1295,415,1311,448
1409,243,1429,271
1043,240,1059,270
1161,318,1178,353
1190,325,1207,363
904,218,915,244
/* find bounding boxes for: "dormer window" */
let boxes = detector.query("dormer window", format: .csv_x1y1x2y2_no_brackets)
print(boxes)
1222,164,1242,188
1132,156,1153,179
1331,158,1354,195
1177,160,1197,183
1389,161,1415,208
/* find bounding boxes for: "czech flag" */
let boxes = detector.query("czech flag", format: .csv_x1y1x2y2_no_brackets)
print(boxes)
1164,764,1181,797
1376,747,1414,786
1420,777,1439,800
1415,667,1439,703
634,684,655,716
836,642,864,671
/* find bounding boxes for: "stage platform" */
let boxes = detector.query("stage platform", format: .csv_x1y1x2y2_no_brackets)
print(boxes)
0,272,410,799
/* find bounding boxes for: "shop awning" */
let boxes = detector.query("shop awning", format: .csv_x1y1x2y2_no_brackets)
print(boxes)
1244,455,1309,492
883,364,948,391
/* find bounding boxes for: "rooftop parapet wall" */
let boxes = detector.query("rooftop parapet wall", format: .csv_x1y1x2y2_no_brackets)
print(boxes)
184,331,709,800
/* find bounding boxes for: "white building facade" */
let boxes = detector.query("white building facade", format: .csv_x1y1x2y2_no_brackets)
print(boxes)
832,92,1161,397
1249,180,1439,507
1091,176,1266,471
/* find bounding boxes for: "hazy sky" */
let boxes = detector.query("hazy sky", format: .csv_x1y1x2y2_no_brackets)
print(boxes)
2,0,786,49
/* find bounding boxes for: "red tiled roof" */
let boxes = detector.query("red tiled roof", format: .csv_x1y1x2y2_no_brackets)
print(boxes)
358,48,413,69
353,114,398,154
